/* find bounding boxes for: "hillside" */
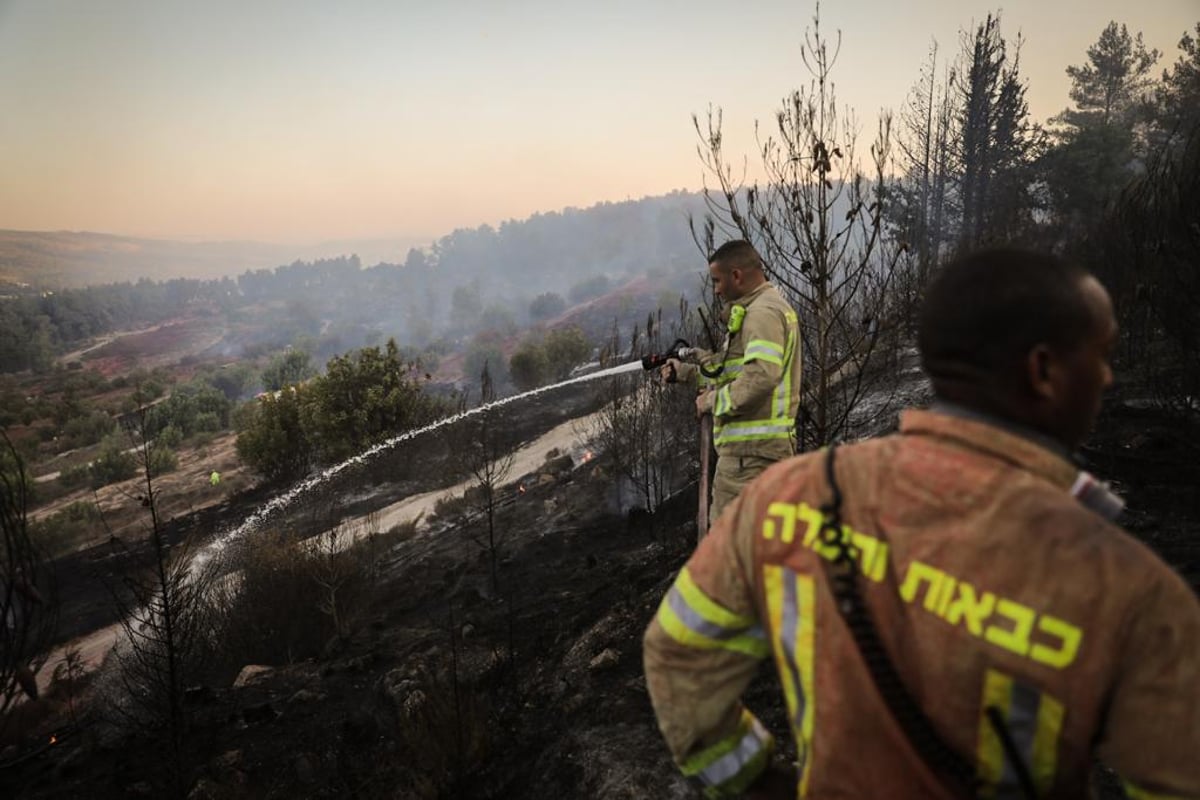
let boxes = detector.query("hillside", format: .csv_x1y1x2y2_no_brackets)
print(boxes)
3,348,1197,797
0,230,430,290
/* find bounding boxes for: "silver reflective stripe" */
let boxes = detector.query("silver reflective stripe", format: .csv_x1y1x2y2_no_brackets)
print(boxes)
667,587,765,643
744,344,784,362
698,717,771,787
779,568,808,770
717,423,793,436
996,681,1041,799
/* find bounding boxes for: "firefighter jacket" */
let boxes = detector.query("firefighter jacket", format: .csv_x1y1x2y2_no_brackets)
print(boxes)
678,282,802,461
643,409,1200,799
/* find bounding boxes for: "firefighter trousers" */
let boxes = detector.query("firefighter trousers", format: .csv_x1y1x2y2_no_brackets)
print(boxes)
710,454,781,526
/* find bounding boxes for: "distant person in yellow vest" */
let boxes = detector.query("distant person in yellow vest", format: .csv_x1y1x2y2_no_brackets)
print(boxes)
209,470,220,487
662,240,802,524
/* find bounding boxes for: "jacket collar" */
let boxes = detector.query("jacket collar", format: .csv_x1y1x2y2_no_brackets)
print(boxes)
899,404,1125,521
900,406,1078,491
928,400,1075,462
734,281,772,308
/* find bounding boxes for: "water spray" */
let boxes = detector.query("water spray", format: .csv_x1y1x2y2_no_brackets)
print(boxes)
194,351,668,569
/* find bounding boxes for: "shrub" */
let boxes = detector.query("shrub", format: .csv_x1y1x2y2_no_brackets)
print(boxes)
206,534,330,674
543,326,592,380
529,292,566,321
146,444,177,479
192,411,221,433
61,409,116,448
90,441,137,488
508,343,548,392
58,463,91,489
208,525,375,675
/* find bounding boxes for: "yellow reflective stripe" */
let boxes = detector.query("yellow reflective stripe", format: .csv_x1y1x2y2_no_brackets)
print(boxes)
764,565,816,796
745,338,785,356
656,568,769,658
714,418,794,444
764,565,801,721
977,669,1012,796
698,361,742,389
743,339,784,366
977,669,1065,799
676,567,755,628
714,384,733,416
1121,781,1191,800
681,708,773,798
715,432,794,444
795,573,816,796
1031,692,1063,796
775,324,797,419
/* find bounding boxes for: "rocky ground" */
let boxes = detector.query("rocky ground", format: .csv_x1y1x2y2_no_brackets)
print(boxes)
2,375,1197,799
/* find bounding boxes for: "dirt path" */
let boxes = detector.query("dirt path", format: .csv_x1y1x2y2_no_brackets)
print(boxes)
32,409,607,694
55,321,172,365
33,623,121,696
323,409,605,541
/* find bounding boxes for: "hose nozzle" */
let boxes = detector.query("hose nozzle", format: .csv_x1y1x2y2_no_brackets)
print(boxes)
641,339,694,371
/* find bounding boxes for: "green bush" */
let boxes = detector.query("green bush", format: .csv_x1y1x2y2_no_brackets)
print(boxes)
509,344,548,392
156,424,184,449
58,463,91,489
192,411,222,433
261,349,315,392
61,409,116,449
90,441,137,488
529,292,567,321
146,444,177,479
235,389,312,482
543,326,592,380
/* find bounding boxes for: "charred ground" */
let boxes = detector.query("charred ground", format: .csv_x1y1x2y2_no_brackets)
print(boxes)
2,377,1198,799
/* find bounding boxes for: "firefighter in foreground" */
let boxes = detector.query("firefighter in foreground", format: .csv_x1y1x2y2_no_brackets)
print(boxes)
663,240,802,524
643,248,1200,798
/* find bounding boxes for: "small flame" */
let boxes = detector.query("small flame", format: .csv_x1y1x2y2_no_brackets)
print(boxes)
49,735,57,745
580,450,594,463
517,484,526,495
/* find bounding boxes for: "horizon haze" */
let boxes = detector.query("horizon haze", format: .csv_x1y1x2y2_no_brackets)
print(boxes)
1,0,1195,249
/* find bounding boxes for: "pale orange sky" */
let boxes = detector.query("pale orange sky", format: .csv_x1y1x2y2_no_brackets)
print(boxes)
0,0,1194,245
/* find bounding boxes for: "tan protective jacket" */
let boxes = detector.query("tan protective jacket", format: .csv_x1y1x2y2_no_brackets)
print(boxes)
679,283,802,461
643,409,1200,799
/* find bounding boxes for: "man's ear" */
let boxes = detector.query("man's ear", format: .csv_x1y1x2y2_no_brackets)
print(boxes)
1026,344,1057,401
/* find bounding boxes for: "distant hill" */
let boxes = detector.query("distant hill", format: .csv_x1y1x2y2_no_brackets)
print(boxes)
0,230,430,289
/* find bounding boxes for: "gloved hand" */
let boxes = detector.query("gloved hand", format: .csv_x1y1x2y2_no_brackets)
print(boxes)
660,358,681,384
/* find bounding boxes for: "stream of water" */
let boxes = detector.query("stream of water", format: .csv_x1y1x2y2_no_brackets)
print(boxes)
192,359,647,569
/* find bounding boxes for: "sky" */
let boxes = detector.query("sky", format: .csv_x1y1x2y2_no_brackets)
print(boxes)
0,0,1194,246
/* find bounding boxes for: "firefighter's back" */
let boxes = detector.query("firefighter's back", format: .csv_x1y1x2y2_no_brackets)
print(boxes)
747,410,1200,798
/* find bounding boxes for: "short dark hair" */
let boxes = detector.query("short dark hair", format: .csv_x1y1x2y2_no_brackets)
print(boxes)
918,248,1095,391
709,240,764,273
